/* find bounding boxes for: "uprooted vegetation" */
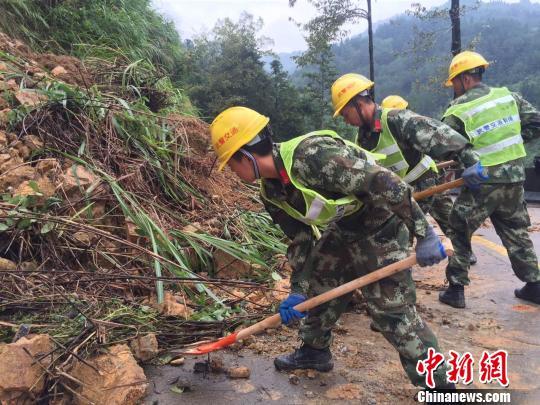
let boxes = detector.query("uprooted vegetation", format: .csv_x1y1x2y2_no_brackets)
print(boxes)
0,32,290,403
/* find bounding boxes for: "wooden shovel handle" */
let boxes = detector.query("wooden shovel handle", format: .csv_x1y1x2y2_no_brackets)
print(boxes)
236,240,454,341
436,160,458,170
413,178,465,201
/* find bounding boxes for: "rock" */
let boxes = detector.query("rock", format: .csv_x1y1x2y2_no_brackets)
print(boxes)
0,156,24,173
0,166,36,190
14,90,47,107
130,333,159,362
213,250,253,279
20,261,37,271
325,383,362,400
288,374,300,385
72,231,95,246
0,97,8,110
305,391,316,398
227,366,250,379
169,357,185,366
0,257,17,271
21,135,43,151
0,108,11,126
181,223,200,233
0,62,7,72
0,153,11,166
264,389,283,401
35,160,58,176
306,369,317,379
14,177,56,200
71,344,147,405
231,380,255,394
125,219,139,244
209,356,225,373
59,164,99,197
14,143,32,159
0,79,17,92
51,66,67,77
468,323,476,331
157,292,192,318
0,131,8,146
0,334,54,403
34,72,48,81
26,65,43,76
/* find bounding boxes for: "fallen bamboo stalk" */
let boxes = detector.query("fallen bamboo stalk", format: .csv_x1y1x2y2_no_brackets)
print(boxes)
180,240,454,355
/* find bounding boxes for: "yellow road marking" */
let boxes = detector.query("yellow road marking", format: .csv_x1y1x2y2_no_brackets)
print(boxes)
472,235,540,269
472,235,508,257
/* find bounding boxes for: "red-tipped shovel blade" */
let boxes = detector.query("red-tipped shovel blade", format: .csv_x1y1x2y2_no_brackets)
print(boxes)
182,332,238,355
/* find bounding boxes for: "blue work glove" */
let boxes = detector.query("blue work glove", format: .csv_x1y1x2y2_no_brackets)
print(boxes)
279,293,306,325
462,162,489,190
416,225,447,267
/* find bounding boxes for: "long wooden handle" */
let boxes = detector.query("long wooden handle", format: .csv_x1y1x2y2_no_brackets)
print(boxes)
436,160,458,170
413,178,464,201
236,240,454,341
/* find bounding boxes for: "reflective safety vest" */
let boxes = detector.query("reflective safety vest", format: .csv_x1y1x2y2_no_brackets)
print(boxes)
261,130,384,227
442,87,526,166
371,108,438,183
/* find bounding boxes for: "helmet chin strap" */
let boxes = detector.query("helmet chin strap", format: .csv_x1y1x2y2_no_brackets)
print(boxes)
239,149,261,180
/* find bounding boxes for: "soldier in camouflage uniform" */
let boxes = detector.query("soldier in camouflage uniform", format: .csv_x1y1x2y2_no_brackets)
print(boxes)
332,75,476,255
439,51,540,308
209,106,453,388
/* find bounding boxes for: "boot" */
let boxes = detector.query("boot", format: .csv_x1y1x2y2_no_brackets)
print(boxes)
469,252,477,265
274,344,333,372
439,284,465,308
514,281,540,305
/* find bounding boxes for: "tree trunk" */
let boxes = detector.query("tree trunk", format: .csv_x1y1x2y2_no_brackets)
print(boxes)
450,0,461,56
367,0,375,88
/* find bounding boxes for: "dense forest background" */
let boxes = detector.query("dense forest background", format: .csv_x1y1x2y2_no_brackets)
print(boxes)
0,0,538,164
328,0,540,118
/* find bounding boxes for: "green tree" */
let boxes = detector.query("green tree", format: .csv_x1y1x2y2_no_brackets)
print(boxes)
267,59,307,140
295,43,337,129
187,13,273,121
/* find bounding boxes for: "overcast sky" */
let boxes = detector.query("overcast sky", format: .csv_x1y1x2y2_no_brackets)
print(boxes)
151,1,534,53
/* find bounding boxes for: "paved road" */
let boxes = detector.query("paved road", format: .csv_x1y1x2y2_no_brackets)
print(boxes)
145,206,540,404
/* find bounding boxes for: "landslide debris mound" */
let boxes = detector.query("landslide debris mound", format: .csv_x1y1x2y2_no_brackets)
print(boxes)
0,32,287,404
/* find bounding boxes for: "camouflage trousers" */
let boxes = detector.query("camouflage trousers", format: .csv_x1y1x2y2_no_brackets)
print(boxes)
414,175,453,237
298,216,449,388
446,183,540,286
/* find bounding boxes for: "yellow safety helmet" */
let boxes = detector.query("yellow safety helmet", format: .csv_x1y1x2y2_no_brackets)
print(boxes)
210,106,269,171
331,73,374,118
381,95,408,110
445,51,489,87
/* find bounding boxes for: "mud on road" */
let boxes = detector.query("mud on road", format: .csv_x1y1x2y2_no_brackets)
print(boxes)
145,206,540,404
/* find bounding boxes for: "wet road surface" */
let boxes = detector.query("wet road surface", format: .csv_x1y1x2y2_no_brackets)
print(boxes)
145,205,540,404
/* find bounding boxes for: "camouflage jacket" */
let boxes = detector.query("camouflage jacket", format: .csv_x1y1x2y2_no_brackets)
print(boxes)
262,135,430,294
442,83,540,183
357,106,479,171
